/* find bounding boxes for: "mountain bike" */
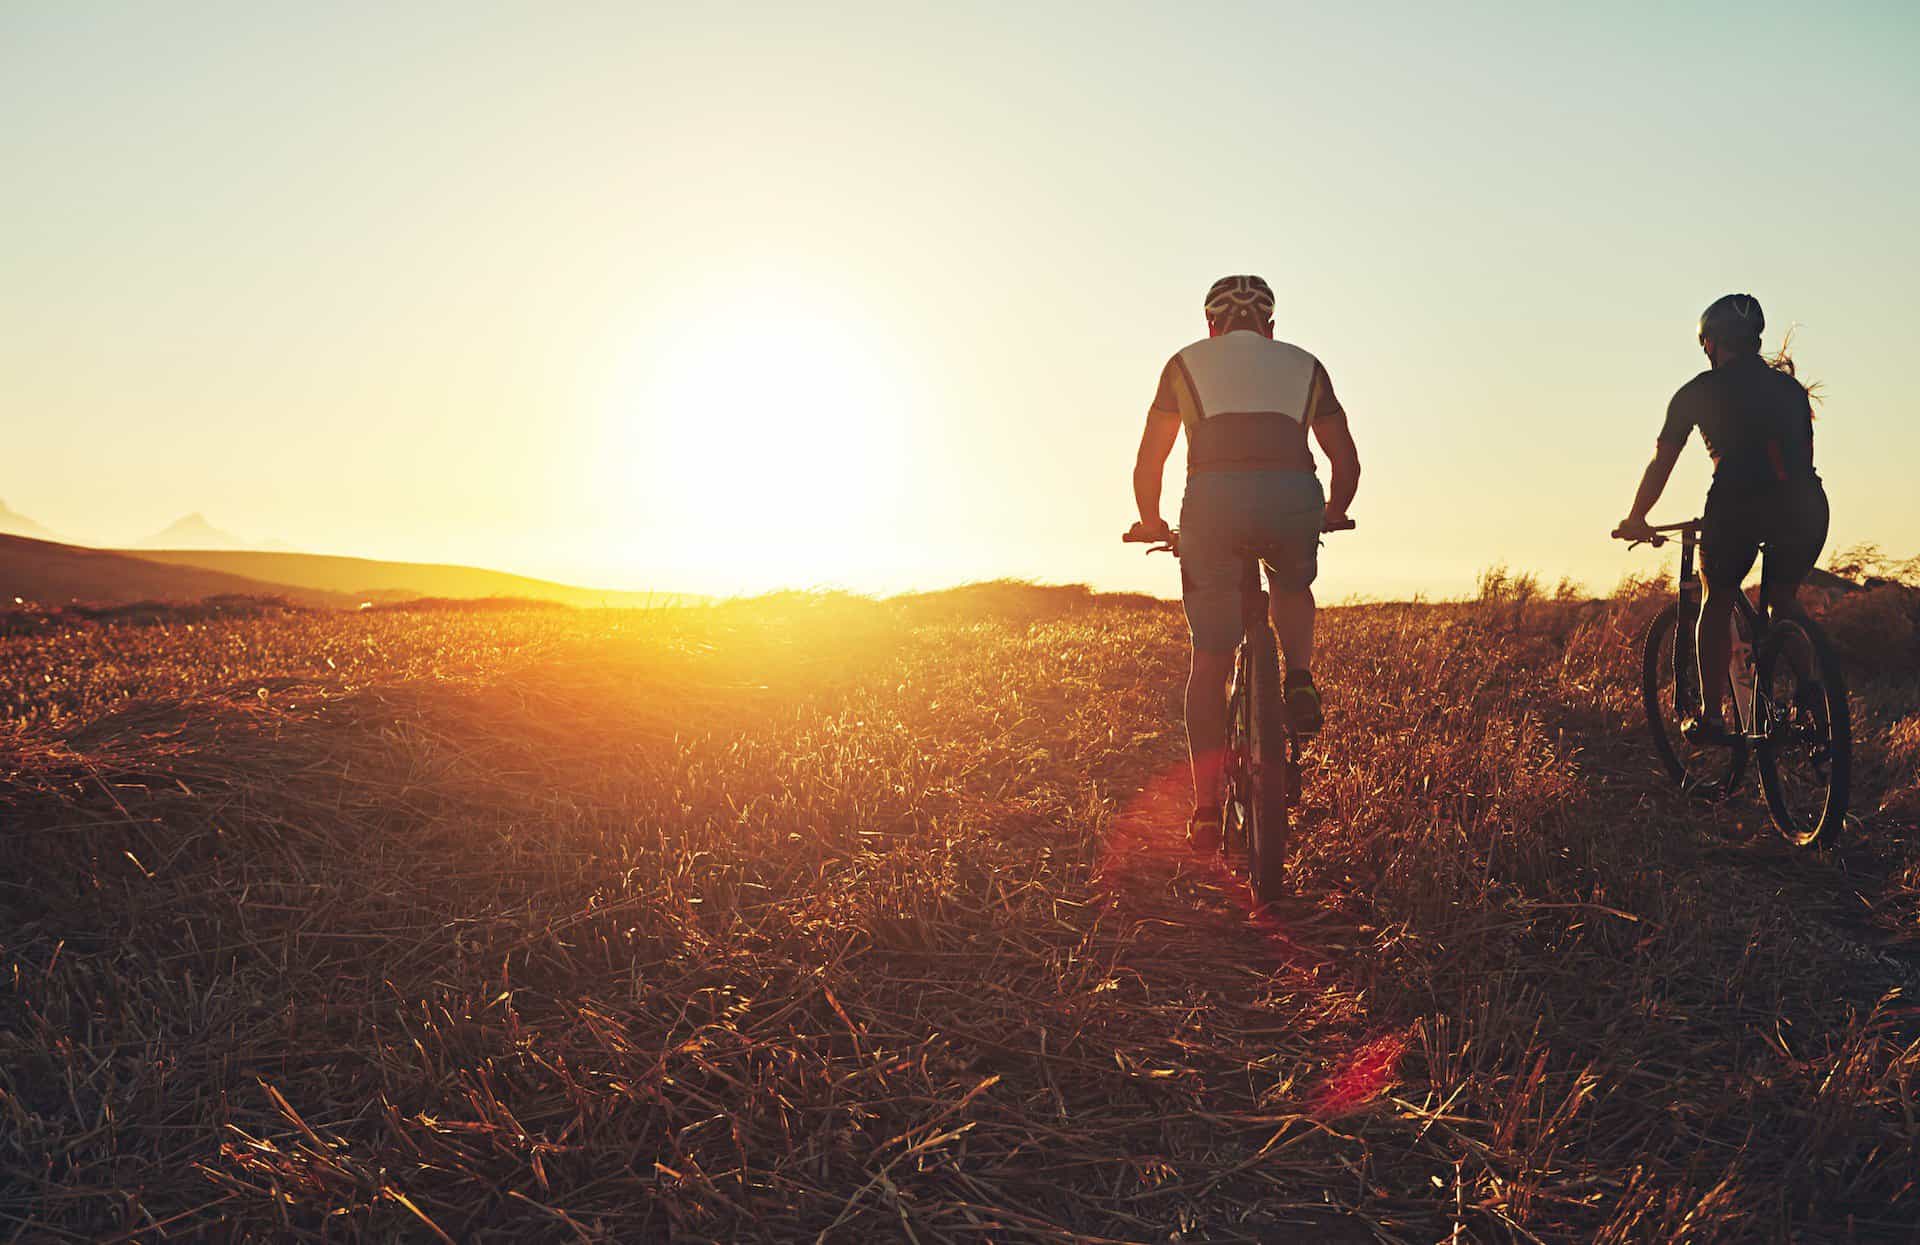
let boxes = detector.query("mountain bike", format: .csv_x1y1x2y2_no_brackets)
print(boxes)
1618,519,1850,846
1125,518,1355,900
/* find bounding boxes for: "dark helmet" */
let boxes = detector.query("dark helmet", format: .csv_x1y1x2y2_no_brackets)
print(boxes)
1205,274,1275,324
1699,293,1764,344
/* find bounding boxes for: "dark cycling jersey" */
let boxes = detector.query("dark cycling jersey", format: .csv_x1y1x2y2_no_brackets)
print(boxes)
1658,354,1816,489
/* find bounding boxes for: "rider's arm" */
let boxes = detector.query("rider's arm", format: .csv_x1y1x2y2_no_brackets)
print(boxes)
1621,389,1695,529
1313,413,1359,519
1622,439,1684,527
1133,410,1181,530
1307,363,1359,520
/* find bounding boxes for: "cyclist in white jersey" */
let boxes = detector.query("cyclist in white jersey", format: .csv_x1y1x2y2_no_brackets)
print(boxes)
1126,275,1361,850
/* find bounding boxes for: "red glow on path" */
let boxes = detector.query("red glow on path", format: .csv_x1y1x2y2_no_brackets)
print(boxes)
1102,758,1329,974
1104,748,1411,1125
1102,760,1194,873
1310,1032,1410,1118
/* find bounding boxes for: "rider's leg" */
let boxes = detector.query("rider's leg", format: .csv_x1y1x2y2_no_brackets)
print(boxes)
1269,586,1315,674
1696,488,1765,731
1768,578,1829,724
1264,502,1324,733
1177,473,1239,820
1765,578,1818,689
1186,648,1233,810
1764,479,1830,687
1695,582,1735,725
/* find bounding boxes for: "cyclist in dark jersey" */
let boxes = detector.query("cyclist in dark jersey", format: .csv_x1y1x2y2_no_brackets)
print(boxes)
1614,293,1829,742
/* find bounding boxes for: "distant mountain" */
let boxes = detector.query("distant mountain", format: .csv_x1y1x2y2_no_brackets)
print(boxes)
0,533,352,608
133,512,248,550
0,499,62,544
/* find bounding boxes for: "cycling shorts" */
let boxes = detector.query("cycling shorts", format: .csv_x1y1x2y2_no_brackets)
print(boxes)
1700,476,1829,592
1178,469,1325,653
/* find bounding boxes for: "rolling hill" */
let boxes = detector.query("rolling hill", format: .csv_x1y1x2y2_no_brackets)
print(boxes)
0,533,353,608
0,531,701,609
125,547,703,607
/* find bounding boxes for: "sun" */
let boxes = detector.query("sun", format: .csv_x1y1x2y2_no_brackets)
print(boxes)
600,283,918,592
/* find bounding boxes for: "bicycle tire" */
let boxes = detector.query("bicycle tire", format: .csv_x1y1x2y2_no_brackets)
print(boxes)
1639,603,1747,798
1223,659,1251,857
1755,615,1851,847
1243,623,1289,902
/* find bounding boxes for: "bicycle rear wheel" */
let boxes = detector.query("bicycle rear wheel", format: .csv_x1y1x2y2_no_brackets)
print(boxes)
1234,625,1289,902
1640,603,1747,799
1755,615,1851,847
1223,661,1251,858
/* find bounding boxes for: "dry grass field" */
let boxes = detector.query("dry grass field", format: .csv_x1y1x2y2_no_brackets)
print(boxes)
5,578,1920,1242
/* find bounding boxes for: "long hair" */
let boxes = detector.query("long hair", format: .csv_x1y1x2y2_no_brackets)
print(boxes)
1766,326,1823,408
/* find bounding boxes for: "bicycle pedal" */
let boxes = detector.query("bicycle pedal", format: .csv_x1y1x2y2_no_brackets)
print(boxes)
1680,715,1735,747
1683,777,1728,803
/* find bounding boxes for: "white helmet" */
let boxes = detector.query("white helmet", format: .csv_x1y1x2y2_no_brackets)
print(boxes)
1204,274,1275,326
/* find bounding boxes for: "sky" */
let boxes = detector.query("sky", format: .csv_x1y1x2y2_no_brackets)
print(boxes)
3,1,1916,599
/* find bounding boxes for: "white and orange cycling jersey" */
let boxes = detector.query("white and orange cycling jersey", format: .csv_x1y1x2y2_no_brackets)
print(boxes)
1150,330,1344,473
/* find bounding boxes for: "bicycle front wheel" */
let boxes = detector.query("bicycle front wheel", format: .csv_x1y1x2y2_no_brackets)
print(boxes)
1755,615,1851,847
1640,603,1747,799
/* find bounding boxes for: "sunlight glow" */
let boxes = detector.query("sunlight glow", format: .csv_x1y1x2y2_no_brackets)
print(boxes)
601,283,917,593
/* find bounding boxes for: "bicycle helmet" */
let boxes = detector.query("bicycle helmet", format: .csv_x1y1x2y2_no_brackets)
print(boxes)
1204,274,1275,326
1698,293,1764,344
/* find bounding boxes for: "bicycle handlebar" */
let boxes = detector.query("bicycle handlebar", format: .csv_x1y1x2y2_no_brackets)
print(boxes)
1613,517,1701,549
1122,517,1356,554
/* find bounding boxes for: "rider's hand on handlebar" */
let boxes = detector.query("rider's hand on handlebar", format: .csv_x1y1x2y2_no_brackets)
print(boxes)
1612,516,1656,543
1322,510,1355,533
1125,518,1173,545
